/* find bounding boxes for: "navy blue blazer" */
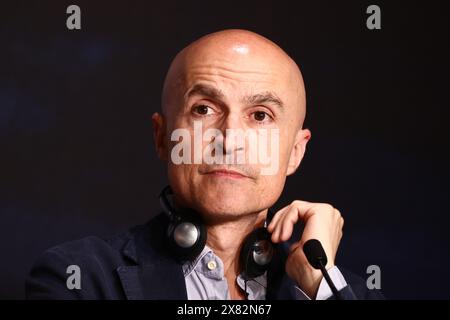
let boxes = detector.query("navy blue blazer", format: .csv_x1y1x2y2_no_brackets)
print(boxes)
26,213,384,300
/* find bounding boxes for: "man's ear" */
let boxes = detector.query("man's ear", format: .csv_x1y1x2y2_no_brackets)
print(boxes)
151,112,168,161
286,128,311,176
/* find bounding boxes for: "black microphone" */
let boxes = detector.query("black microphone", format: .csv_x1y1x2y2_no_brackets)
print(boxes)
303,239,342,300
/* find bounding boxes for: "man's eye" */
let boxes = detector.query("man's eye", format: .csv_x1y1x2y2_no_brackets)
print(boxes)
193,105,213,115
253,111,270,122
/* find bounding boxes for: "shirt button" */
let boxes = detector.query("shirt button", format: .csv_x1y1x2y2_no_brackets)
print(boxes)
207,260,217,270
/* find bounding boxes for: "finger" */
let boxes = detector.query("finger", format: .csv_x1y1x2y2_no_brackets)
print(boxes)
270,212,287,242
279,206,302,241
290,200,317,220
273,201,316,242
272,206,298,242
270,210,288,243
270,200,321,242
267,205,290,232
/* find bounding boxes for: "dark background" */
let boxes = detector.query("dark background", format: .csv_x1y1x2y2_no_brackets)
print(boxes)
1,0,449,299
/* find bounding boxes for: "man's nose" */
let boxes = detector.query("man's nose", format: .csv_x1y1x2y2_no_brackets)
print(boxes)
217,113,246,155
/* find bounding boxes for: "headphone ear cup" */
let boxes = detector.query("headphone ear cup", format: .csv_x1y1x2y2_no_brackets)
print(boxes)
240,227,274,279
167,215,207,262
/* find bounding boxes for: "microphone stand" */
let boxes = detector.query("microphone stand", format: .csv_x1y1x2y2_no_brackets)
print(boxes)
317,258,342,301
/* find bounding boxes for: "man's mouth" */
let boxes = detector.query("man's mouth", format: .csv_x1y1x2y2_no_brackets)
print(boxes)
203,168,249,179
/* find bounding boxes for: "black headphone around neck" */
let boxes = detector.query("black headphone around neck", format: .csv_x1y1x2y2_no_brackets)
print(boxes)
159,186,274,279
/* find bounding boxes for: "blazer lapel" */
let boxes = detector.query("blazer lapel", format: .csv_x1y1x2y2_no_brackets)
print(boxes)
117,215,188,300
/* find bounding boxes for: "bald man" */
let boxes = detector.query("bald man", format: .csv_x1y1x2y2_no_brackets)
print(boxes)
26,30,383,300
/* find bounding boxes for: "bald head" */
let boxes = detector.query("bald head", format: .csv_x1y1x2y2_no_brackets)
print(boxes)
161,29,306,129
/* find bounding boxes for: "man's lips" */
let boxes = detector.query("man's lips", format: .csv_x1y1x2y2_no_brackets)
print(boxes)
204,169,249,179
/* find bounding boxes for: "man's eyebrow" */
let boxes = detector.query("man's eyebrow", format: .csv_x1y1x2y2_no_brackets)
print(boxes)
185,84,225,101
185,84,284,110
243,92,284,110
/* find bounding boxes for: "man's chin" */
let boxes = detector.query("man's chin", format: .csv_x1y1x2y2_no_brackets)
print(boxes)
194,197,266,224
196,178,255,197
199,207,259,224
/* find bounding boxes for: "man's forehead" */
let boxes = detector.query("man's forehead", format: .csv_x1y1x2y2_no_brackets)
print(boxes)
183,48,292,81
183,82,285,111
162,30,306,124
182,61,287,85
179,52,295,98
181,65,287,93
179,31,295,80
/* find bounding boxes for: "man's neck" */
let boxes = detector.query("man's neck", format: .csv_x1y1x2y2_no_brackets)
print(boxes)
205,209,267,298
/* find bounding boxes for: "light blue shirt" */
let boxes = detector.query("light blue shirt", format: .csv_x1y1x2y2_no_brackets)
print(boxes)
184,245,347,300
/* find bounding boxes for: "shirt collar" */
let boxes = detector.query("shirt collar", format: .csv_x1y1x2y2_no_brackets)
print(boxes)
182,245,267,299
182,245,213,277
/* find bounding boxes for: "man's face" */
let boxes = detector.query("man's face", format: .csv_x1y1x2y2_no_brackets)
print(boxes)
154,32,310,223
